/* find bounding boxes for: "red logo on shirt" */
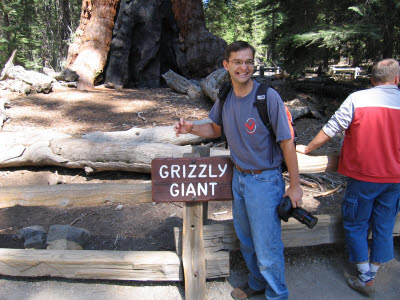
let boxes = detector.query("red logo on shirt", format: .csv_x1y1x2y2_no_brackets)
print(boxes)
245,118,256,134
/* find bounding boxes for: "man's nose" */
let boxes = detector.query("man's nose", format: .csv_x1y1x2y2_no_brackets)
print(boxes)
238,62,248,69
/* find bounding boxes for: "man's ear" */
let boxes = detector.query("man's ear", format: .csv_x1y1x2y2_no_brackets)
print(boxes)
395,75,399,85
223,60,229,71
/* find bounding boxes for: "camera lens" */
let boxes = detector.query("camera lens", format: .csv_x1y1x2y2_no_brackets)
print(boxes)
291,208,318,229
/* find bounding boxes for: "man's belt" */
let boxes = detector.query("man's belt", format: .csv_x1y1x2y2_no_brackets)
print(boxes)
234,164,269,175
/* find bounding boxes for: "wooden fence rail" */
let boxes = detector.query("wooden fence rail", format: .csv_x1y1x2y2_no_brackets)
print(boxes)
0,215,398,281
0,150,397,300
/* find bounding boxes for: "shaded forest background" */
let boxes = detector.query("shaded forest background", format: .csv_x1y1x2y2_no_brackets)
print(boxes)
1,0,399,77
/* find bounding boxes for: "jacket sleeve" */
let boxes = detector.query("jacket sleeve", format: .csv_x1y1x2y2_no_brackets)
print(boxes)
323,95,355,138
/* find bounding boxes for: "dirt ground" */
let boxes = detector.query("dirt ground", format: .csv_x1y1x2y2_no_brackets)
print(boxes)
1,80,399,299
0,82,346,251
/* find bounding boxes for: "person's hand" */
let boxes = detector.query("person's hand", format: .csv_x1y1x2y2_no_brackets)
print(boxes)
296,144,308,154
284,184,303,208
174,117,194,137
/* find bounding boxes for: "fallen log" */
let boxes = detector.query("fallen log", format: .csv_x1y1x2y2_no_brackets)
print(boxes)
82,119,212,145
0,50,17,81
0,128,338,173
0,136,227,173
289,106,311,120
0,249,229,280
7,65,55,94
297,152,338,173
162,70,203,100
200,68,229,103
0,78,32,94
0,97,9,128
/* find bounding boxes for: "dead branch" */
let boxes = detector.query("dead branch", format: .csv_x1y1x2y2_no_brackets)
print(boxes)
315,184,344,197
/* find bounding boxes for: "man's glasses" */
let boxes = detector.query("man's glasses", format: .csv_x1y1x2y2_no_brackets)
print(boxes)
229,59,255,67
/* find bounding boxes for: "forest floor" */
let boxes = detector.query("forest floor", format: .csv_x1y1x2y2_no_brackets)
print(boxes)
0,81,346,251
0,80,399,299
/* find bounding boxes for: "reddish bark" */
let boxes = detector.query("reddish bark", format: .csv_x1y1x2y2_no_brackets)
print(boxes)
66,0,120,88
170,0,226,77
170,0,206,38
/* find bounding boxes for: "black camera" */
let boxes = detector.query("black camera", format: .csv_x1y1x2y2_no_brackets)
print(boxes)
277,196,318,229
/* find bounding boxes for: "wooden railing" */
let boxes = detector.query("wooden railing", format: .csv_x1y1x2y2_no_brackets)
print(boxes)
0,147,398,300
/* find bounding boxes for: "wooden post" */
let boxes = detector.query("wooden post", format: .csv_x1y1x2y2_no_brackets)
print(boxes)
192,146,211,224
182,149,207,300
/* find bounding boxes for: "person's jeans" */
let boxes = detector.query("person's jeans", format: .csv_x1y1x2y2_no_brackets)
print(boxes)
232,167,288,300
342,178,400,263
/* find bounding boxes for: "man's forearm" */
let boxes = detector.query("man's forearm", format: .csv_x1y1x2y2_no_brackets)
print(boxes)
191,122,221,138
280,138,303,207
304,129,332,153
280,139,300,184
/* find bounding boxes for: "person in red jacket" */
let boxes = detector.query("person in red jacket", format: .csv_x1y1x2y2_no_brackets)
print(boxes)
297,58,400,296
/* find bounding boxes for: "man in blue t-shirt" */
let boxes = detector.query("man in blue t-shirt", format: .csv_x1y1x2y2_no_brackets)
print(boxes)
174,41,303,300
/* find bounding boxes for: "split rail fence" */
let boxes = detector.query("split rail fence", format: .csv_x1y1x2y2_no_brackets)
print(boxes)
0,147,399,300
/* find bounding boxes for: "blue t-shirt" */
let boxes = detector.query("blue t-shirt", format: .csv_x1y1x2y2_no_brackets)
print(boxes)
209,80,291,170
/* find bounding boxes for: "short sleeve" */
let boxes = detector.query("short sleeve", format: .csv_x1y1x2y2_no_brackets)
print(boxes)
267,88,292,142
209,98,222,126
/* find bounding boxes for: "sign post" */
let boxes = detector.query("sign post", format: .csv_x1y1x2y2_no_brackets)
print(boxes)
185,146,211,224
151,147,233,300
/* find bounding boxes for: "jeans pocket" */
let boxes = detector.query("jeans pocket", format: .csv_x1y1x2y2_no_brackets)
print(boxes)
255,169,279,182
342,196,358,225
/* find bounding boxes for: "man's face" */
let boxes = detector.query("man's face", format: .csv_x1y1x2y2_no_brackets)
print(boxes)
223,48,254,85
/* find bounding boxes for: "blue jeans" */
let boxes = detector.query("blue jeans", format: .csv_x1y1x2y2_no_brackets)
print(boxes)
342,178,400,263
232,167,288,300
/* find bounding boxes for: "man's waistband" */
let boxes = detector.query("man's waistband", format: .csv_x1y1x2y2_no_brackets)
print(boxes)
234,164,277,175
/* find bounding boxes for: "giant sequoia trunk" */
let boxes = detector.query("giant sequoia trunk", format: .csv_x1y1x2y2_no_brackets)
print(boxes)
170,0,226,78
66,0,226,88
103,0,226,88
104,0,184,88
65,0,120,88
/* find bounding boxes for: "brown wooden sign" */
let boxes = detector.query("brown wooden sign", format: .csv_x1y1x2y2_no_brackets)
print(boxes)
151,156,233,202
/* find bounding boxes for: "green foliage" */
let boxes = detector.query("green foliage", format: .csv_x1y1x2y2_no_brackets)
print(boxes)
0,0,81,71
204,0,268,59
277,0,400,72
2,0,400,74
204,0,400,74
291,25,380,50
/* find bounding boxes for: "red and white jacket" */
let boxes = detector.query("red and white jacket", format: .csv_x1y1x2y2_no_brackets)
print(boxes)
323,85,400,183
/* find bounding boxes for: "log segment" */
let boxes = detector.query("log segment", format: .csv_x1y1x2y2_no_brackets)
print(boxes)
162,70,203,100
0,97,8,128
0,183,153,208
0,129,338,173
0,249,228,280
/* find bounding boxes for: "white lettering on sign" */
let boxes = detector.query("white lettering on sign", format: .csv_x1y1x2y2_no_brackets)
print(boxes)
218,164,227,177
171,165,180,178
159,163,228,179
169,182,218,197
198,164,207,178
188,165,196,178
159,163,228,198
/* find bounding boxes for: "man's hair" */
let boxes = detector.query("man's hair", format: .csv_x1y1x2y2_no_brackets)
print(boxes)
224,41,255,61
371,59,400,84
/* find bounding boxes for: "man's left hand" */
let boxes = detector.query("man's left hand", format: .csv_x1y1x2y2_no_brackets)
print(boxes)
284,184,303,208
